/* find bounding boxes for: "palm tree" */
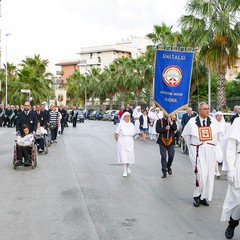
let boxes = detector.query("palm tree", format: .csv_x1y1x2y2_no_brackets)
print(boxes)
8,55,53,104
180,0,240,110
66,72,85,107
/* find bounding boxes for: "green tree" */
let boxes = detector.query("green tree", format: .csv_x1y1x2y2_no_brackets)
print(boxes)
11,55,53,104
180,0,240,110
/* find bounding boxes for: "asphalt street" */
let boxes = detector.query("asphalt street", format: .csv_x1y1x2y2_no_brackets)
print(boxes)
0,120,239,240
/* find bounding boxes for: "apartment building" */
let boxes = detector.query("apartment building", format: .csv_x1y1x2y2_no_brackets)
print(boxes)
55,59,80,84
78,36,152,74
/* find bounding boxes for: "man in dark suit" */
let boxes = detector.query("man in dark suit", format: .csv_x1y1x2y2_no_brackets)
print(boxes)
71,107,78,128
40,103,50,129
181,107,195,130
16,102,37,134
58,104,67,134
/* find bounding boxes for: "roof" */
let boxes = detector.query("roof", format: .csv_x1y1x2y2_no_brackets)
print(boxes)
55,60,80,66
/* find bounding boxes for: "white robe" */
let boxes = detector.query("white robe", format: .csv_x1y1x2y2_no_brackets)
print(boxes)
133,111,142,134
182,116,222,201
215,120,226,163
221,117,240,221
115,120,135,164
148,111,157,134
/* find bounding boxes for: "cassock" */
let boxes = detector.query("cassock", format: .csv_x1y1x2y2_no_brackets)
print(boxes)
115,116,135,164
182,116,222,201
221,117,240,221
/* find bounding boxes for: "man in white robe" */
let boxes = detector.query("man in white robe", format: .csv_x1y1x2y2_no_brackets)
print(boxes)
182,102,222,207
221,117,240,239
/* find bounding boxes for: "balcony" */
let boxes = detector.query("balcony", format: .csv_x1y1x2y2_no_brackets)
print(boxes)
56,71,64,75
79,58,101,66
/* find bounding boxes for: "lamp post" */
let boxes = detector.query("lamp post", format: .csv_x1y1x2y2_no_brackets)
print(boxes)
5,33,11,106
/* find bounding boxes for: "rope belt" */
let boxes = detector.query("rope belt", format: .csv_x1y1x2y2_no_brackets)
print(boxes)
190,142,216,187
190,143,203,187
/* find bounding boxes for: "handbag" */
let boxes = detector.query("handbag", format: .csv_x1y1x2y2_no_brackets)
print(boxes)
49,122,57,130
160,119,173,146
161,135,173,146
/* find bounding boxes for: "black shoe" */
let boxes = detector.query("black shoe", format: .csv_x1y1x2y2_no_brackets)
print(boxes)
225,217,239,239
168,168,172,175
200,198,209,206
193,196,200,207
24,161,31,167
162,173,167,178
15,160,22,166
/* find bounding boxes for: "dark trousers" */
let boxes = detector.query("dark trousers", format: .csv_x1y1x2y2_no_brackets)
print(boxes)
51,126,58,140
17,145,31,162
61,120,65,134
35,136,45,149
72,117,77,127
159,143,175,173
0,117,3,127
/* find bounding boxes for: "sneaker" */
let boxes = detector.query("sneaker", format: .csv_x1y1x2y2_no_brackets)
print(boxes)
54,140,57,143
38,149,43,152
50,140,54,143
127,167,131,174
123,171,127,177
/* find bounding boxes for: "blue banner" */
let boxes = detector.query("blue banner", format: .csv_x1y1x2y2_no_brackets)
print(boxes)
154,49,194,116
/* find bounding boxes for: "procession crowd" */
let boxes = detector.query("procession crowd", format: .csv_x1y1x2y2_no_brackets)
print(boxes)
0,102,79,166
115,103,240,239
1,101,240,238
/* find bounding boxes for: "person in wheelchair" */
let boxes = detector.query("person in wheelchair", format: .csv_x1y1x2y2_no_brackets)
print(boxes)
16,124,34,166
35,121,47,152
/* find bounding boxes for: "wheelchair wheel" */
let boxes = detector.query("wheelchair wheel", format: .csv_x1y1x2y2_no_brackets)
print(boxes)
31,144,38,169
47,129,52,146
44,135,48,154
13,144,17,169
180,138,188,154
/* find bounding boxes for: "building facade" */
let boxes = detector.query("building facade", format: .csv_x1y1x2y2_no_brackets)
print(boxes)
78,36,152,74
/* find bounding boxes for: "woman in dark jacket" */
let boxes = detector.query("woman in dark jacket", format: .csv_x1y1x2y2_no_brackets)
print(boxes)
139,110,150,142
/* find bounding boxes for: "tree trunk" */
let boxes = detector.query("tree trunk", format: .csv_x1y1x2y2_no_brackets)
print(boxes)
216,72,226,111
109,96,113,109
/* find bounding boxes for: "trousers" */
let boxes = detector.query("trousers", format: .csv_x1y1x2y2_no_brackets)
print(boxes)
159,143,175,173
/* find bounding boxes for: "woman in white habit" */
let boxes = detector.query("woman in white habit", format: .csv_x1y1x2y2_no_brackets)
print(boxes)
214,111,226,177
114,112,135,177
133,106,142,139
148,107,157,140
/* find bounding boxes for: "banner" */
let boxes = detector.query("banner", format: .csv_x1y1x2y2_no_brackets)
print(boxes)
154,48,194,116
55,89,66,106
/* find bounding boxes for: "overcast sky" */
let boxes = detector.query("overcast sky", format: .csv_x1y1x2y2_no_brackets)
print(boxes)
2,0,188,73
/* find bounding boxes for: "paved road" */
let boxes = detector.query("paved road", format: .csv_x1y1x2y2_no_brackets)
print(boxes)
0,120,238,240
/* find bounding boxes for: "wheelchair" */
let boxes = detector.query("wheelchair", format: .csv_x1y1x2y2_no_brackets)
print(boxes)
179,136,188,154
13,141,38,169
34,134,49,154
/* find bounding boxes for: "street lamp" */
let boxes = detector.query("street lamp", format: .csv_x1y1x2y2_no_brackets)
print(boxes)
5,33,11,106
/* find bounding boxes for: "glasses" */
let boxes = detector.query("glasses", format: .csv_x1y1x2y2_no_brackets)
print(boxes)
200,108,209,110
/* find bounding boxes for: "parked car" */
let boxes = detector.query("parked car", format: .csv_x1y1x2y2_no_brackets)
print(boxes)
76,110,84,123
89,111,104,120
102,110,117,121
113,110,120,125
175,110,197,134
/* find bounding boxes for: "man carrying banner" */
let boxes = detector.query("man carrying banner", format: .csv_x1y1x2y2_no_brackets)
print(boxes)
182,102,222,207
156,114,177,178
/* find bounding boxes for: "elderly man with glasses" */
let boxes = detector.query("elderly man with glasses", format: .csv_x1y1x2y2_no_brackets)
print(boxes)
182,102,223,207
